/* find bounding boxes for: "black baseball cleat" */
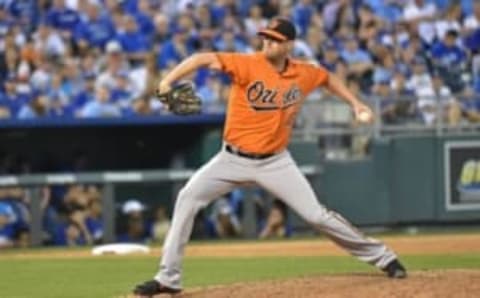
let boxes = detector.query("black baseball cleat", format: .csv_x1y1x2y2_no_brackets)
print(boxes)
133,279,182,296
382,259,407,279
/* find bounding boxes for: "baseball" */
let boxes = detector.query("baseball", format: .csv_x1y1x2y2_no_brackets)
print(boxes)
358,111,371,122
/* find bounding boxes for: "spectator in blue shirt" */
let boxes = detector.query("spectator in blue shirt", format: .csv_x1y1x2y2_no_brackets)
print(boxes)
7,0,37,31
0,76,29,116
59,58,84,99
364,0,403,23
133,0,155,37
210,0,228,27
68,72,96,117
292,0,315,38
53,221,88,246
431,30,467,93
1,187,30,247
197,75,224,113
464,27,480,53
205,198,242,239
80,85,121,118
74,2,116,52
117,199,151,243
0,201,16,248
156,27,193,69
45,0,80,39
152,13,170,47
431,30,467,68
121,0,139,14
213,29,248,52
340,36,373,66
17,93,49,119
85,199,103,244
117,14,150,66
46,73,68,108
111,71,134,113
320,41,340,72
373,53,395,86
340,35,374,88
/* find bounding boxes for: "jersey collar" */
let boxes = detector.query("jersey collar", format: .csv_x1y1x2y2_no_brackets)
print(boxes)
259,53,298,78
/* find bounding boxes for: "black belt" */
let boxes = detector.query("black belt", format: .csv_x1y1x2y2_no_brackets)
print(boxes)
225,144,275,160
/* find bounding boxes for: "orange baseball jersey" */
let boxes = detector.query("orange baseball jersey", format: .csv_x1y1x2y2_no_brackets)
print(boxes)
216,52,329,154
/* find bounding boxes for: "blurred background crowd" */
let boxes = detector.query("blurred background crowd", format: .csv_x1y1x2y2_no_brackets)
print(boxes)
3,0,480,248
1,0,480,124
0,183,291,248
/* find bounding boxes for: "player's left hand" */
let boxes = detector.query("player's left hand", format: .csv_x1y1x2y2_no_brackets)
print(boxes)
156,81,172,103
155,81,202,115
353,103,374,124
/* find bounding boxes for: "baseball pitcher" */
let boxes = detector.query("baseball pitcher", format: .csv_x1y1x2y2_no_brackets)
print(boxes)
134,17,407,297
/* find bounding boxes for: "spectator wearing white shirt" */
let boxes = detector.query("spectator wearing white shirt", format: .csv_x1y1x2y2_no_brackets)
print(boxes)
464,1,480,32
299,26,325,61
96,40,128,90
244,4,268,37
407,60,455,125
406,57,433,99
403,0,437,44
435,3,462,41
30,59,53,92
33,22,66,57
464,2,480,88
65,0,79,10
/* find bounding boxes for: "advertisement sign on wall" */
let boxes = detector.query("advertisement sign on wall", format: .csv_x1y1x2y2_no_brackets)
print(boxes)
445,141,480,211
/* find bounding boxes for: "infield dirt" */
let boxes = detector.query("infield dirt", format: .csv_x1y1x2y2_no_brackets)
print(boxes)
150,234,480,298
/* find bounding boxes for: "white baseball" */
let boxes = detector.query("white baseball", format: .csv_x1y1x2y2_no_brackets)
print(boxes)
358,111,371,122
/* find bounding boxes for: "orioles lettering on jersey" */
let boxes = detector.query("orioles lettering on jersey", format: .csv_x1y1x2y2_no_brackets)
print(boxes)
216,52,329,153
246,81,303,111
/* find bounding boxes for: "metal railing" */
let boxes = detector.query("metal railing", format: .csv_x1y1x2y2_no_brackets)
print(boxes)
293,95,480,142
0,166,320,246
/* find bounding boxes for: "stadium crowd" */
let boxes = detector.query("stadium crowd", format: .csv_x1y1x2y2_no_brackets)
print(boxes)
4,0,480,247
0,0,480,123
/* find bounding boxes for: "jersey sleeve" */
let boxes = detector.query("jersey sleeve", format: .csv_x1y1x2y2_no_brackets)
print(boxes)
302,64,330,94
310,65,329,88
215,53,250,85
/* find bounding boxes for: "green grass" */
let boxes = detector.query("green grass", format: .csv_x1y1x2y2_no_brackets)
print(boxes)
0,254,479,298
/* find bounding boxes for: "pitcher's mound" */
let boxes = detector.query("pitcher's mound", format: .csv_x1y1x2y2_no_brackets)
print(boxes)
181,270,480,298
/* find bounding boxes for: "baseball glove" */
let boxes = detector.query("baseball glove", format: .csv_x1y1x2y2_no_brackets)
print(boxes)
156,81,202,115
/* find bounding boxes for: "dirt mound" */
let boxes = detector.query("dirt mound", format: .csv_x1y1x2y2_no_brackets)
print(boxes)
179,270,480,298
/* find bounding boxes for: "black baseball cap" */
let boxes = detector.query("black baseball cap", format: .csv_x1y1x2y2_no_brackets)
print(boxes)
258,18,296,42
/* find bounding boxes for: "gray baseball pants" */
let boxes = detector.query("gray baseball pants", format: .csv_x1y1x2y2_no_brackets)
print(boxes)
154,146,397,289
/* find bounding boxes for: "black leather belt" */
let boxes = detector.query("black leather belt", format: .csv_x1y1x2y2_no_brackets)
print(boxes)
225,144,275,160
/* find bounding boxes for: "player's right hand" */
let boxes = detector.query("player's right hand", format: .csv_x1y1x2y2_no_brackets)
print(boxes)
353,103,374,124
